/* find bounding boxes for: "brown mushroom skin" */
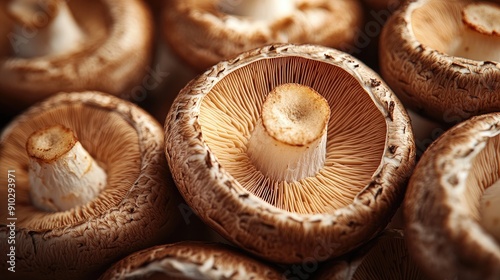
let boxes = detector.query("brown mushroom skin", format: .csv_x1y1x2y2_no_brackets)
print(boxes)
0,0,154,114
165,44,416,264
99,242,284,280
0,92,181,280
379,0,500,124
404,113,500,280
162,0,364,71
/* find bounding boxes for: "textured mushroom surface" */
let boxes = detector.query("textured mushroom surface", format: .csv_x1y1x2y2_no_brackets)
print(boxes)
163,0,363,71
165,44,415,263
314,230,426,280
380,0,500,123
0,0,153,112
405,113,500,280
100,242,284,280
0,92,179,279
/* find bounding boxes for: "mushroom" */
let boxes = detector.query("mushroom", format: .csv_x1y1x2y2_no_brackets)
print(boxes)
162,0,364,71
165,44,415,264
379,0,500,124
0,91,180,279
404,112,500,279
99,242,284,279
314,230,427,279
0,0,154,114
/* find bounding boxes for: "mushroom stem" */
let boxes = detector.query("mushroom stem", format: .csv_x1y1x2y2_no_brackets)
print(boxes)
246,83,330,182
217,0,295,21
26,124,107,212
450,2,500,62
479,179,500,242
7,0,84,58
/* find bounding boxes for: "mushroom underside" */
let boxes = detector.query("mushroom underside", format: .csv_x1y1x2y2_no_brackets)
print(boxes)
0,103,141,230
411,0,499,62
199,57,387,214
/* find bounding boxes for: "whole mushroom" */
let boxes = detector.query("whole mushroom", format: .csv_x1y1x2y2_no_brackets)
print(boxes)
0,0,154,114
99,242,284,280
165,44,415,264
0,92,180,279
405,112,500,279
379,0,500,124
162,0,364,71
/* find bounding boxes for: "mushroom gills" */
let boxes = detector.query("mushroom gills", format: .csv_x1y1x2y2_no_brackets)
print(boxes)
246,83,331,182
217,0,295,21
7,0,84,57
27,124,107,212
448,2,500,62
480,179,500,242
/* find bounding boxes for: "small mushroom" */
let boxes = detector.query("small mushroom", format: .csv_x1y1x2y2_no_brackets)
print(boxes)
404,112,500,279
0,0,154,113
165,44,415,263
162,0,364,71
314,230,427,280
0,92,180,279
379,0,500,123
99,242,284,279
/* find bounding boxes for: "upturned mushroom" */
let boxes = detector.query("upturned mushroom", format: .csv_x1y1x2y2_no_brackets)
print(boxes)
99,242,284,279
405,112,500,279
162,0,364,71
379,0,500,123
0,92,180,279
314,229,426,279
165,44,415,264
0,0,154,113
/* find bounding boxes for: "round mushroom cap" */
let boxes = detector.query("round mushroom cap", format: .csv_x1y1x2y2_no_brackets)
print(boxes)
162,0,364,71
404,112,500,279
0,0,154,113
99,242,284,280
314,229,426,280
379,0,500,124
0,92,180,279
165,44,415,264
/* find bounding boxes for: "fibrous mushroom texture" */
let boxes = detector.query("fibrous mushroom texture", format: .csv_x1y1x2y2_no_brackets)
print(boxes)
314,230,426,280
165,44,415,263
99,242,283,280
0,92,179,279
379,0,500,123
0,0,153,112
163,0,363,71
404,113,500,280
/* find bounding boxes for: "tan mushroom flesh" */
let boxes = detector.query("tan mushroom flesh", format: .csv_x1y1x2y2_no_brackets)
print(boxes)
163,0,363,71
99,242,284,280
0,92,179,279
165,44,415,264
380,0,500,123
314,230,426,280
0,0,153,113
405,112,500,279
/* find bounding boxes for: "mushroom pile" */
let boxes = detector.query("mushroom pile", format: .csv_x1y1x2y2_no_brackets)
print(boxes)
165,43,415,264
0,92,180,279
0,0,154,114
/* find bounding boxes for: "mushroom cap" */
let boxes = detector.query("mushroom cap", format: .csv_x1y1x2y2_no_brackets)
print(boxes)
165,44,415,264
0,92,180,279
404,112,500,279
379,0,500,124
314,229,426,279
99,241,284,279
0,0,154,113
162,0,364,71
